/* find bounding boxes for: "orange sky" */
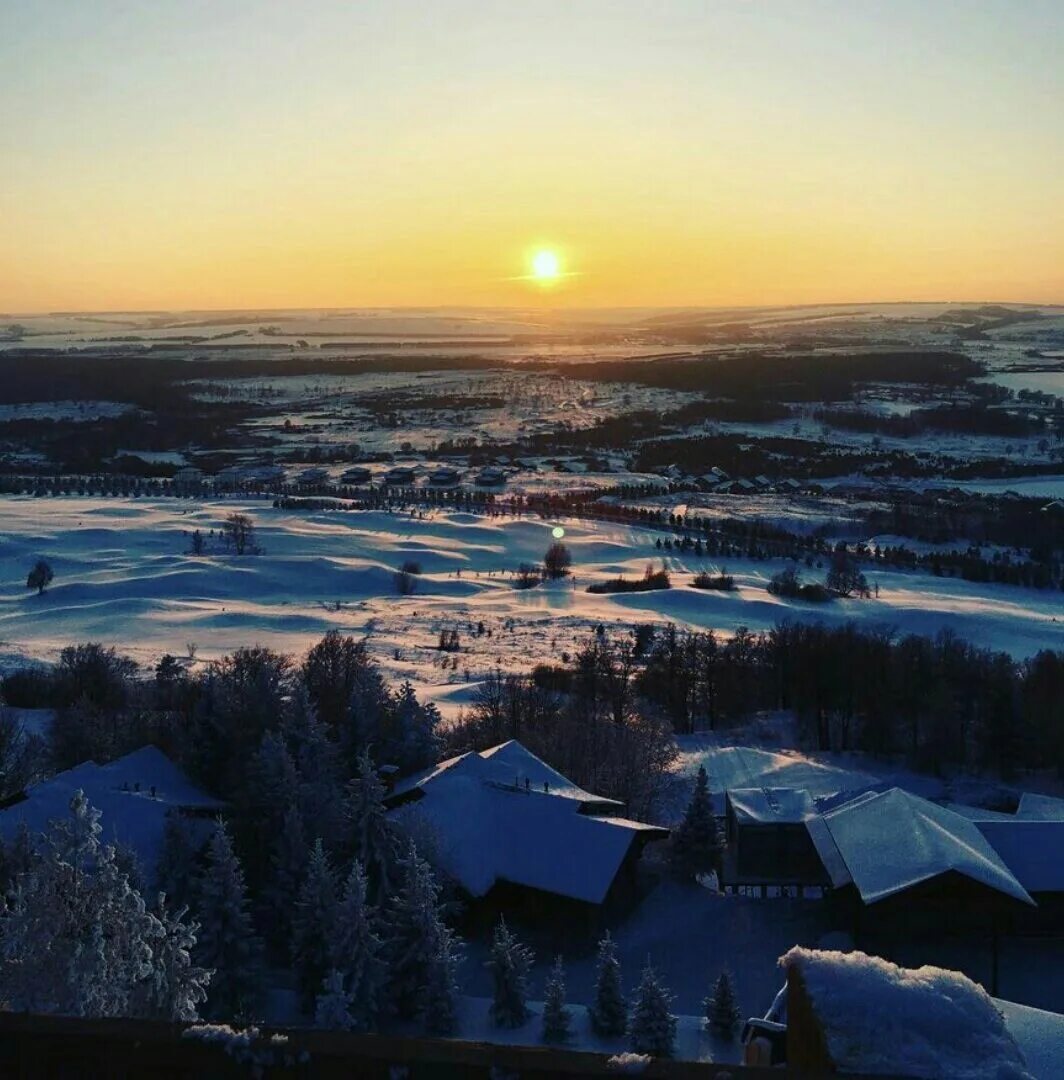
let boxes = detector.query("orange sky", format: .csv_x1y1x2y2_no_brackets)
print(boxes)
1,1,1061,313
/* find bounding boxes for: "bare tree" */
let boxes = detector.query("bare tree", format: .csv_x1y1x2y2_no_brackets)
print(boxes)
223,512,257,555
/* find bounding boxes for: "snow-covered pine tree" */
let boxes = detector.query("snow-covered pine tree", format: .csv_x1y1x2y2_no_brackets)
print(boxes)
194,820,261,1019
485,917,534,1028
263,799,309,945
382,843,461,1029
589,931,626,1036
332,860,386,1033
140,894,212,1021
704,970,741,1038
315,969,355,1030
421,918,462,1036
541,955,572,1045
670,764,721,882
0,791,166,1018
629,961,677,1058
345,752,397,902
292,838,340,1009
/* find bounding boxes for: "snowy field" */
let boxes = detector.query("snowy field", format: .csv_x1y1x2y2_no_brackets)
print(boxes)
0,400,134,422
191,368,699,455
3,498,1064,712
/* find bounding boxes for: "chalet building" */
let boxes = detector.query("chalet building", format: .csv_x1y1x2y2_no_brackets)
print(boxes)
807,788,1035,935
475,465,507,486
0,746,221,880
428,466,461,486
340,465,373,484
298,466,329,484
384,740,667,922
722,783,1056,927
973,820,1064,928
724,788,826,888
383,465,416,486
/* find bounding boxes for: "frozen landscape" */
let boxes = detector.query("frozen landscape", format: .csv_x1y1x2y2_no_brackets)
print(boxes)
2,307,1063,1075
3,496,1063,702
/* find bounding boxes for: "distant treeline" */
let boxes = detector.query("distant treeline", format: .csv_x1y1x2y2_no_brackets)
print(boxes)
0,349,980,412
0,352,503,409
813,402,1057,440
530,351,983,401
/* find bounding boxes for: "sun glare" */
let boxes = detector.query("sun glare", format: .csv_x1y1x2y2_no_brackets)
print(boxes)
531,249,561,282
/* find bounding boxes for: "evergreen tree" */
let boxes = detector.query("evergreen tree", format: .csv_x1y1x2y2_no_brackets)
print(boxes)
332,860,387,1033
589,931,626,1036
194,820,261,1019
286,687,345,845
422,919,462,1036
345,664,393,762
670,765,721,882
485,917,534,1028
0,792,205,1020
344,753,397,902
154,816,202,913
629,961,677,1058
541,955,572,1045
703,971,741,1038
241,730,300,885
140,894,212,1021
292,838,340,1009
263,800,309,946
382,844,461,1029
315,969,355,1030
386,681,442,775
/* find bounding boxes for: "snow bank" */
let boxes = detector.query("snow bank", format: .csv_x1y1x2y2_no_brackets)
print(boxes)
781,947,1034,1079
994,1000,1064,1080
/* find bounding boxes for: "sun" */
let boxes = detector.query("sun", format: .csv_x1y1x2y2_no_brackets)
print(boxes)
530,249,561,282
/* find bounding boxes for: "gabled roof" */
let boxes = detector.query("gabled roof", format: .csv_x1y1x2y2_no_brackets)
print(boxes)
0,746,221,878
1017,792,1064,821
819,788,1033,906
386,741,664,904
389,740,623,812
727,787,815,824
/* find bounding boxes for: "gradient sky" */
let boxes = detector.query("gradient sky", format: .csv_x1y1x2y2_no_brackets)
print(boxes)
2,0,1062,312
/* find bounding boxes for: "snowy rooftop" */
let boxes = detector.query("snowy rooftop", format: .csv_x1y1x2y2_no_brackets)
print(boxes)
388,741,664,904
818,788,1034,907
975,821,1064,894
1016,792,1064,821
389,740,623,811
0,745,220,878
781,947,1034,1080
727,787,816,824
